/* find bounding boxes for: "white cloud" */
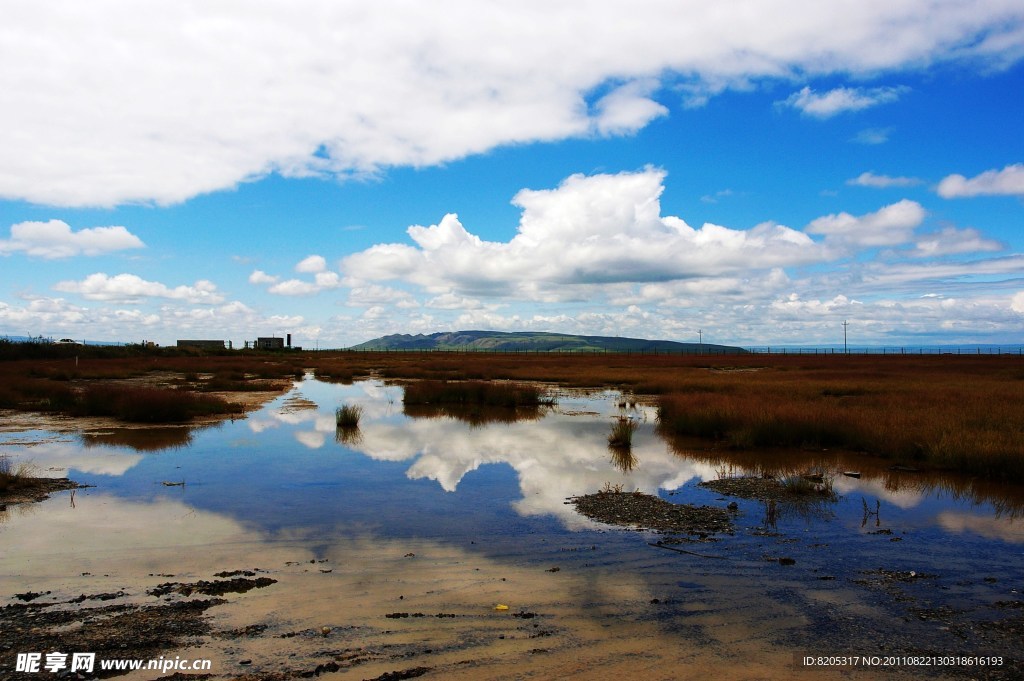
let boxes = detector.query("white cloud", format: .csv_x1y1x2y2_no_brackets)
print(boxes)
912,227,1003,257
343,168,827,300
2,2,1022,206
425,293,490,310
1012,292,1024,314
251,256,343,296
805,199,926,247
781,86,907,118
53,273,224,304
267,279,322,297
295,254,327,273
314,271,342,288
847,171,922,188
0,292,310,346
937,163,1024,198
591,80,668,136
0,220,144,258
248,270,279,285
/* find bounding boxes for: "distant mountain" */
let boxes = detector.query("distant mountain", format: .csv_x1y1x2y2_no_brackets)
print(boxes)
349,330,746,353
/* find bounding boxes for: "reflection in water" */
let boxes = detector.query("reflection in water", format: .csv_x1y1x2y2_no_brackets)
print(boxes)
403,402,544,425
3,441,142,477
608,442,637,472
861,498,882,528
937,510,1024,543
763,499,778,532
80,425,208,452
334,425,363,446
664,435,1024,519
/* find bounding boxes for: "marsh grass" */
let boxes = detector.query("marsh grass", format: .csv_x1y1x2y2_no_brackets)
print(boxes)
71,385,237,423
402,380,552,408
335,404,364,428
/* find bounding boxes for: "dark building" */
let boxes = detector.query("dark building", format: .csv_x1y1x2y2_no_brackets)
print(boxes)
255,336,285,350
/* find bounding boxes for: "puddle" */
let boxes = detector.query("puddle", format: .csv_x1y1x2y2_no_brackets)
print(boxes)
1,378,1022,679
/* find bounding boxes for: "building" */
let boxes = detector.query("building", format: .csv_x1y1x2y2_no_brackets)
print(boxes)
177,339,226,350
255,336,285,350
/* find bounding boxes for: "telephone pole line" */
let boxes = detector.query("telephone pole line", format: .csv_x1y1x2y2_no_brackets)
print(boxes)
842,320,849,354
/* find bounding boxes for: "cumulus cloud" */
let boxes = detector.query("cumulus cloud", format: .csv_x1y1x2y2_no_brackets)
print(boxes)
847,171,922,188
251,256,343,296
343,168,827,300
248,270,279,285
295,255,327,273
0,220,144,258
805,199,926,247
781,86,907,118
53,273,223,304
937,163,1024,198
2,2,1022,206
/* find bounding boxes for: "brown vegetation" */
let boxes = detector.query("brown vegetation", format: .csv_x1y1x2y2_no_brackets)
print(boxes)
3,344,1022,480
339,351,1024,482
401,379,552,408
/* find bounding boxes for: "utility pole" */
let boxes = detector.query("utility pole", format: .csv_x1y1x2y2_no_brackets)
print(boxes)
842,320,849,354
698,329,703,354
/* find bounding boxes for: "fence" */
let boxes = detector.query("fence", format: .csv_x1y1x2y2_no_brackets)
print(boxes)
334,346,1024,356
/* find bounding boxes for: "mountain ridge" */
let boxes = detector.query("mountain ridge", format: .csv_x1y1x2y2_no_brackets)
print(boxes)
349,330,746,353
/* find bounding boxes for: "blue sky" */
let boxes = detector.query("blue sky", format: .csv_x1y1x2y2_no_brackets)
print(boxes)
1,1,1023,348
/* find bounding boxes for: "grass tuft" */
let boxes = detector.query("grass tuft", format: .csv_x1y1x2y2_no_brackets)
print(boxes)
607,417,638,449
335,404,364,428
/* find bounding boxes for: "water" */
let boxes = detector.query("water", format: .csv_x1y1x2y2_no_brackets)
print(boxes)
2,377,1022,679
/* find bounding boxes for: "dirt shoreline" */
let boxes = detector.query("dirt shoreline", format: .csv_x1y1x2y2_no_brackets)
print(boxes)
0,477,85,506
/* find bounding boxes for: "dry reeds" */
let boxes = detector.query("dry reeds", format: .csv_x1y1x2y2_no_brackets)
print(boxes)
0,454,36,493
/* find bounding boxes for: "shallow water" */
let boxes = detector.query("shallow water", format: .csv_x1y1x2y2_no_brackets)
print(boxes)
2,377,1022,679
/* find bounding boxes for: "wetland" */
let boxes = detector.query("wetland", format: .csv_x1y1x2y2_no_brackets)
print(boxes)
1,353,1023,679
